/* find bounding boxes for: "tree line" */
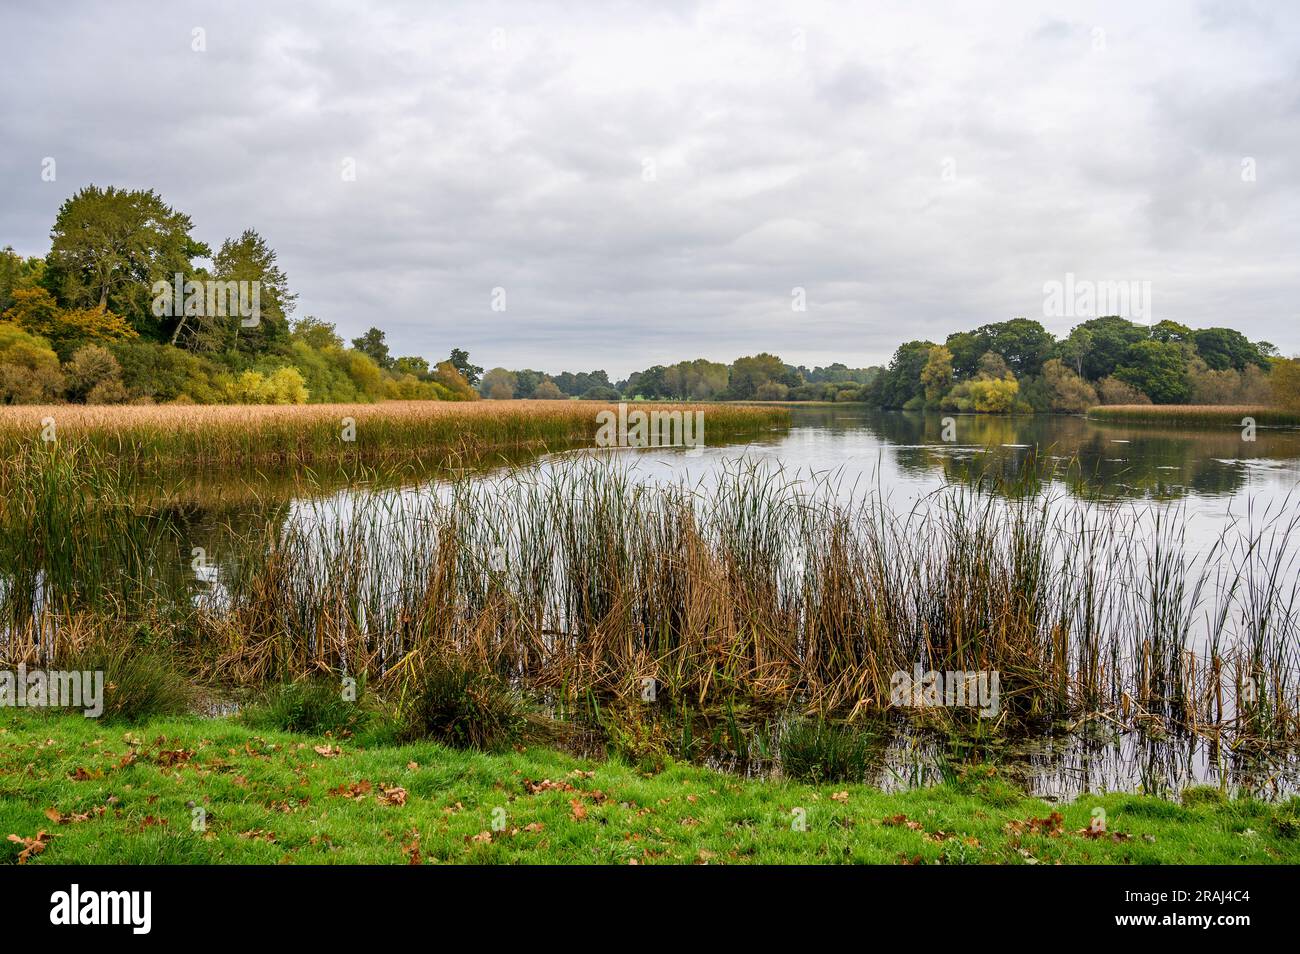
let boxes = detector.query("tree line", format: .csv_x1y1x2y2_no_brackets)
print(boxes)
5,186,1295,413
0,185,480,405
480,316,1297,412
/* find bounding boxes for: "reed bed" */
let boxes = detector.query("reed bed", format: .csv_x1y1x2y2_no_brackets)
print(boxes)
2,445,1295,743
1087,404,1300,427
0,400,788,467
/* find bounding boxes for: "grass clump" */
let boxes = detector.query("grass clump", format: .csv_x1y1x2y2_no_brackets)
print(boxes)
397,656,525,752
64,644,192,723
779,718,878,783
244,678,372,736
1181,785,1228,808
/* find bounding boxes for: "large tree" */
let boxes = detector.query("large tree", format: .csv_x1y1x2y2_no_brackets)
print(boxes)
44,185,206,339
946,318,1054,378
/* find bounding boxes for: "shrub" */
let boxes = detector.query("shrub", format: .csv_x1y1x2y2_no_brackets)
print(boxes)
0,322,64,403
1096,375,1151,405
65,344,125,402
779,718,877,783
398,655,524,751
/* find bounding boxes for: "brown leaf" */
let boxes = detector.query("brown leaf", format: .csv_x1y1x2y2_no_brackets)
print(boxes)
378,785,408,807
328,779,373,800
569,798,587,821
882,814,924,832
313,745,341,758
523,778,575,795
7,831,54,863
831,791,850,803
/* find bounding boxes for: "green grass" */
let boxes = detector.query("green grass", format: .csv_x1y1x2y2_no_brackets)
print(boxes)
1086,404,1300,427
1,711,1295,864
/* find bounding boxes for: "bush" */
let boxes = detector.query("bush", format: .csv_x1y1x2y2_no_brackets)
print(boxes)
779,717,877,783
0,322,64,403
246,678,370,735
1096,375,1151,405
398,655,524,751
65,344,126,402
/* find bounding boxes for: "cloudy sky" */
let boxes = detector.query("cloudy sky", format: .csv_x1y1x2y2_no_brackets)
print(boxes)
2,0,1297,377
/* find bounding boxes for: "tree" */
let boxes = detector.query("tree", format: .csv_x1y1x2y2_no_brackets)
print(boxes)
532,378,565,399
1113,339,1191,404
1073,316,1147,381
291,317,344,350
919,345,953,404
945,318,1054,377
176,228,295,354
1056,326,1094,378
728,353,786,400
1,287,136,359
1192,327,1270,372
870,341,934,408
1269,357,1300,411
480,367,517,399
393,356,431,379
448,348,482,387
0,246,45,316
44,185,206,339
1040,358,1098,413
351,328,392,369
432,360,477,399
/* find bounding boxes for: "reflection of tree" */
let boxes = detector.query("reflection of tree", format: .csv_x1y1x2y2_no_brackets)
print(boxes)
838,409,1284,501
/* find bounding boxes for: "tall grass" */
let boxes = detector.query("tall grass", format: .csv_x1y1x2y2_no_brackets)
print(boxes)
3,445,1297,742
0,400,788,467
1088,405,1300,427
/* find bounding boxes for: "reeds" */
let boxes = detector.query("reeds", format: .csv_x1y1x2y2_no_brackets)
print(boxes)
1087,404,1300,427
3,446,1297,743
0,400,788,467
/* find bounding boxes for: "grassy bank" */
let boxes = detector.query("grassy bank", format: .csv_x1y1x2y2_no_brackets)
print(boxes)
1,711,1294,864
1086,404,1300,427
0,400,789,467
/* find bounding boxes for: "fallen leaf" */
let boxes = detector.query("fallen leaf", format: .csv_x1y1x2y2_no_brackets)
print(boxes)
7,831,53,864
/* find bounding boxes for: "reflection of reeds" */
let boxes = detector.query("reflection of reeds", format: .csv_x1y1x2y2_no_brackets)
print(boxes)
0,400,788,467
2,447,1297,742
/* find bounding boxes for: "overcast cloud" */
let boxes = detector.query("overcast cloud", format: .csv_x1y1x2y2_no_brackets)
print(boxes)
2,0,1298,377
